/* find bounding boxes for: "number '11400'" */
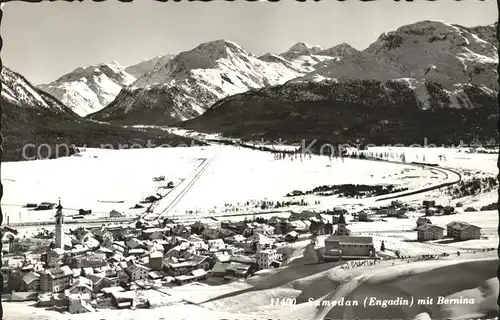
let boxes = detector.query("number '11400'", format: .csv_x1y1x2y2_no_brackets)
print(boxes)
270,298,297,306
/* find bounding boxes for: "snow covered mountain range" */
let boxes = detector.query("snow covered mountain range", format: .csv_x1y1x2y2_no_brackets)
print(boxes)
31,19,497,126
179,21,498,145
37,61,137,117
88,40,308,125
298,21,498,92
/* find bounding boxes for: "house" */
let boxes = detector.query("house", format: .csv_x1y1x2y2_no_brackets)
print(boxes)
191,254,214,271
390,200,403,208
446,222,481,241
171,225,191,238
92,229,114,243
416,217,432,228
224,234,246,244
109,210,123,218
70,254,107,269
247,233,274,251
35,202,55,210
207,239,225,251
69,298,95,314
126,263,150,281
443,206,456,215
174,268,210,285
164,260,197,277
253,224,275,236
22,272,40,292
284,231,299,243
128,248,147,257
357,210,374,222
224,262,256,278
65,277,93,297
416,224,444,241
187,235,207,250
142,228,166,240
111,290,135,309
201,228,221,240
289,220,309,233
149,251,164,271
422,200,436,208
44,248,65,268
10,291,38,302
148,271,164,280
211,261,230,277
256,249,279,269
220,221,247,234
163,255,212,276
2,231,16,254
126,238,147,250
40,266,73,293
88,274,120,293
334,224,351,236
323,236,375,260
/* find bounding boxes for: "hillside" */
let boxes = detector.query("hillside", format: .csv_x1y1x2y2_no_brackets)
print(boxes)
37,62,137,116
2,66,196,162
88,40,304,125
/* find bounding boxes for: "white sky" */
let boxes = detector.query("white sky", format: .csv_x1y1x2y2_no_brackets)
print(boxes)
2,0,497,84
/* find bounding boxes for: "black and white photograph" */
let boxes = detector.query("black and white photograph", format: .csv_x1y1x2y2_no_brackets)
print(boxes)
0,1,498,319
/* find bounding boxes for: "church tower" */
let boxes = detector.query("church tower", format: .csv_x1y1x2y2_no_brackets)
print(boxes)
55,198,64,249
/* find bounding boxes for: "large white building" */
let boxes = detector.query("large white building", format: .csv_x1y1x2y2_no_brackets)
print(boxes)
256,249,279,269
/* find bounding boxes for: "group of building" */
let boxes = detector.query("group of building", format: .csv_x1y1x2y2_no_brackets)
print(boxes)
2,201,320,314
415,217,481,242
2,196,486,314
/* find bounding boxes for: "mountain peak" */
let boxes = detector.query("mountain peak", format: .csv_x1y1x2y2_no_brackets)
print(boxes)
317,42,359,57
283,42,325,56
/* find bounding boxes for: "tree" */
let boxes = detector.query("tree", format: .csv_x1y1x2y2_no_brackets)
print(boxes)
338,212,346,225
80,267,86,278
380,241,385,251
325,222,333,235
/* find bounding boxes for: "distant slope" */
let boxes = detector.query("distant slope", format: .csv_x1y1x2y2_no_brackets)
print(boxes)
89,40,304,125
37,62,137,116
2,66,196,162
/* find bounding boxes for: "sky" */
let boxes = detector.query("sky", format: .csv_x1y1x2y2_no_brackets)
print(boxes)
2,0,497,85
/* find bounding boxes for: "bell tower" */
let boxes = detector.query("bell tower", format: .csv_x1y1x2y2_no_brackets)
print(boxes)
55,198,64,249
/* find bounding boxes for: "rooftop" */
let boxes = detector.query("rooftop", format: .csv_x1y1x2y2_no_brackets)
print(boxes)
325,236,374,245
416,224,444,231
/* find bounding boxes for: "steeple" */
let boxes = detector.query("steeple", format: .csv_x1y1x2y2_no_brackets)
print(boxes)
55,198,64,250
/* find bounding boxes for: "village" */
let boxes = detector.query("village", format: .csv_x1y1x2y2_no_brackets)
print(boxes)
1,189,493,316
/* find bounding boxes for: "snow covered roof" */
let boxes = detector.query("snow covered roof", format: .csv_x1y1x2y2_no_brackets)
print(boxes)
149,251,163,258
285,231,299,237
446,221,480,230
191,268,207,277
247,233,274,243
416,224,444,231
22,272,40,285
325,236,373,245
